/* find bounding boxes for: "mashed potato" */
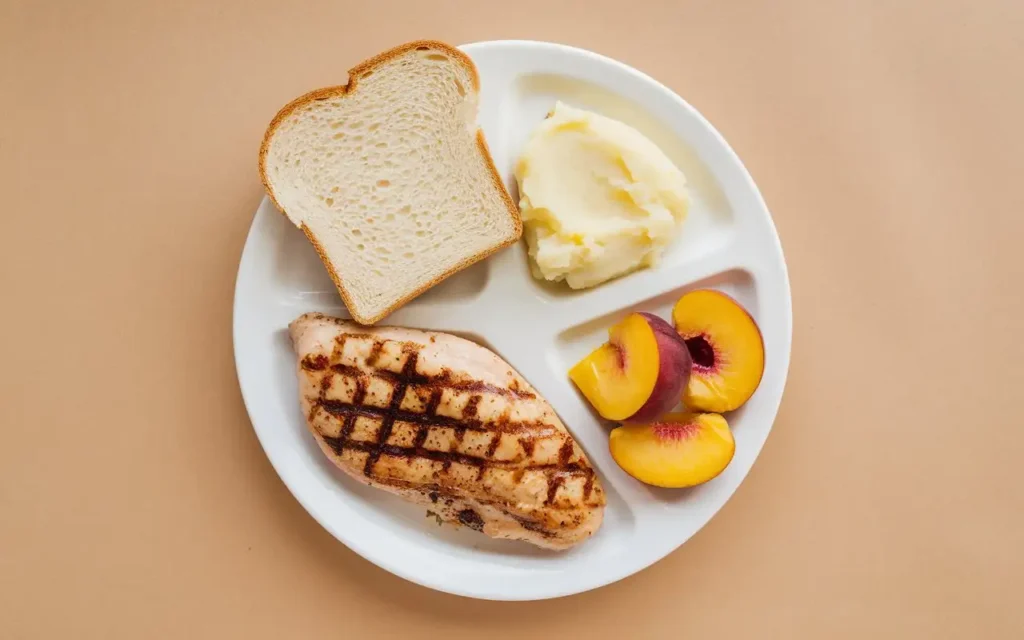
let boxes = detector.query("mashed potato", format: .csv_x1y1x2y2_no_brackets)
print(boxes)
514,102,689,289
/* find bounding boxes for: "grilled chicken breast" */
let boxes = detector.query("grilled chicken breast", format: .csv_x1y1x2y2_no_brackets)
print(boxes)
289,312,605,549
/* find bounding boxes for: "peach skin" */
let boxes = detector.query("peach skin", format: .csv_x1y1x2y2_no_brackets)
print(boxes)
569,312,691,421
672,290,765,413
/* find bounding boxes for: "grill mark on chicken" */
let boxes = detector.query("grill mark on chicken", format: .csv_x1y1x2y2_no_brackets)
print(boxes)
322,437,592,476
452,427,467,448
513,515,556,538
463,394,481,418
411,389,441,451
318,400,557,436
411,424,431,450
521,438,536,458
365,340,384,367
453,379,534,399
338,379,366,444
546,472,567,506
582,472,595,502
362,351,419,477
557,439,574,466
424,388,443,416
319,372,334,397
331,333,349,364
301,353,329,371
329,363,534,399
484,432,501,458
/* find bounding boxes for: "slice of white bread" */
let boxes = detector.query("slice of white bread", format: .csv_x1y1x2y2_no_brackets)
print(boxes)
259,41,521,324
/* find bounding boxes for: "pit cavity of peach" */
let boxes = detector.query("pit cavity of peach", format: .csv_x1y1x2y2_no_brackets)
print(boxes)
682,333,720,373
672,289,765,414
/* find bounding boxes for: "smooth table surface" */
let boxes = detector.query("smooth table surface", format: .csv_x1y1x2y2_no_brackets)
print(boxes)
2,0,1022,637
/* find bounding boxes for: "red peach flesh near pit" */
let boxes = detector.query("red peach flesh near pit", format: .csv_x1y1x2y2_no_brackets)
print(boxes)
652,421,699,441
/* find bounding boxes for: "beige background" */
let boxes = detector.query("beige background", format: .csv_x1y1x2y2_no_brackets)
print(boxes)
2,0,1022,637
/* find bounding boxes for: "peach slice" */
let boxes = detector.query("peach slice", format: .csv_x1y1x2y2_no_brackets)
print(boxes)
672,290,765,413
609,412,735,488
569,312,692,421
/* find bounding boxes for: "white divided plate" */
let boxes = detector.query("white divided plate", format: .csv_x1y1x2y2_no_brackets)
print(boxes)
234,40,792,601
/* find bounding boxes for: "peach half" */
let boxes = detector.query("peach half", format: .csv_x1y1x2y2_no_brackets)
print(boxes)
569,312,692,421
672,290,765,413
610,412,735,488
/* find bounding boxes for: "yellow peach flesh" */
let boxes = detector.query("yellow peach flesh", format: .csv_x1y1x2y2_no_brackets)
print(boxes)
672,290,765,413
609,412,735,488
569,313,660,420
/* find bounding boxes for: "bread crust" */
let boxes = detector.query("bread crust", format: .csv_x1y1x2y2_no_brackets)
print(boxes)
258,40,522,325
